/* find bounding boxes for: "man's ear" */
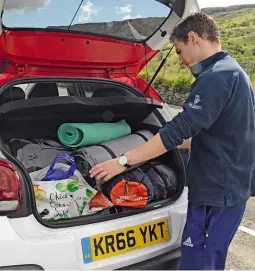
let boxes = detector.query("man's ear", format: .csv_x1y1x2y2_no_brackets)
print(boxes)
188,31,198,44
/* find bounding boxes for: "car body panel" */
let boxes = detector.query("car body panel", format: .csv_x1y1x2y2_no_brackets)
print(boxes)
0,188,188,270
0,0,200,79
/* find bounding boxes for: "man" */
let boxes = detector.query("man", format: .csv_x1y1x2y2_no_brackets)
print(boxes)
90,13,255,270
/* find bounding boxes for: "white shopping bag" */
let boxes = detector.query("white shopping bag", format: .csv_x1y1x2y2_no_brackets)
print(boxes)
30,163,98,221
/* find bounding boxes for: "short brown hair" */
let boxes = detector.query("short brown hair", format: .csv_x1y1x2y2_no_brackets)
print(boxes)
170,13,220,44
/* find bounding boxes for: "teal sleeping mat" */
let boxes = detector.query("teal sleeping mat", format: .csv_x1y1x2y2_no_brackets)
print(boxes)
58,120,131,147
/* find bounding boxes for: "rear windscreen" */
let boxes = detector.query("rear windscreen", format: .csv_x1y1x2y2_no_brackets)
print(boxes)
2,0,171,42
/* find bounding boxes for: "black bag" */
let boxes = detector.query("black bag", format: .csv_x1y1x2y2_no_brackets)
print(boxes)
139,163,167,201
140,161,178,201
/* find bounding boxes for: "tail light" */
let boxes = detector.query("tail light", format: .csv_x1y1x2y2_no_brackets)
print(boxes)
0,160,21,215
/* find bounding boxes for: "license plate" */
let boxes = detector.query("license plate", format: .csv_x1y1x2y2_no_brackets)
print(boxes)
81,218,170,264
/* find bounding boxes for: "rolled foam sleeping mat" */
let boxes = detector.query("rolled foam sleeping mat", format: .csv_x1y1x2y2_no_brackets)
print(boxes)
57,120,131,147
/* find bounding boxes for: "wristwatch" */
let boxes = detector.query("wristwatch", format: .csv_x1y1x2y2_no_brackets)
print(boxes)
118,155,131,168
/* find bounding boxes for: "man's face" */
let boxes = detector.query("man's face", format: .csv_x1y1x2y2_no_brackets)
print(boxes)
173,33,200,67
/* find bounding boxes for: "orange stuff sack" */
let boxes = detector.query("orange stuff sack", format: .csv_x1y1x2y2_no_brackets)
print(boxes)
102,169,154,208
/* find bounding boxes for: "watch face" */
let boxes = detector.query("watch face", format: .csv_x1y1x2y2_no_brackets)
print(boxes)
119,156,127,166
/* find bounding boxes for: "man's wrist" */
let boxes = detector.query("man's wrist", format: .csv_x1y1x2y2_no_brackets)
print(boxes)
119,153,132,168
124,151,134,166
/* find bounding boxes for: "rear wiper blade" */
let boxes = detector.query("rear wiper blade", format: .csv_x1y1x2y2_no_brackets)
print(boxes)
144,44,174,95
68,0,84,30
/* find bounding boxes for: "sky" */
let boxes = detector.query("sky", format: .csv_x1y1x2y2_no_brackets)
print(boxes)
198,0,255,8
2,0,255,28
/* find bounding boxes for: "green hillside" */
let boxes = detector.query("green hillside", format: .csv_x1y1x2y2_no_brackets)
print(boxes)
140,7,255,104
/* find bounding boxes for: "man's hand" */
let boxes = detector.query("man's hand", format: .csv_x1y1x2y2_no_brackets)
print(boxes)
177,138,192,151
89,158,126,182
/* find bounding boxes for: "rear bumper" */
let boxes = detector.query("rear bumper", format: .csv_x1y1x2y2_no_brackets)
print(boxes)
117,248,181,270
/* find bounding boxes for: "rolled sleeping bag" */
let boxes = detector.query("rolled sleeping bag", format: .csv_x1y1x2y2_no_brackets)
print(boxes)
58,120,131,148
74,130,154,187
139,163,167,201
142,161,178,200
102,161,178,207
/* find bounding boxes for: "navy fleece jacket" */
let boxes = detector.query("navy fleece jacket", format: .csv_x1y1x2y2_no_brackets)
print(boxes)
159,51,255,207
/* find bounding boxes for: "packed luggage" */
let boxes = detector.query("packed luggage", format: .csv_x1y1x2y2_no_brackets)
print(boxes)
7,120,178,221
9,139,72,173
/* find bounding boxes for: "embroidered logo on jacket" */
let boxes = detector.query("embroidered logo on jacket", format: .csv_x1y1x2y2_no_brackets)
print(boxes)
188,95,202,110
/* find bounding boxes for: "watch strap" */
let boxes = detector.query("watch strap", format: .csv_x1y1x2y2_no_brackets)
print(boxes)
120,154,131,168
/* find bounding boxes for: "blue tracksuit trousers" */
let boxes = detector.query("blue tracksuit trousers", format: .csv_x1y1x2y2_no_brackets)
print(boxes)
180,202,246,270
